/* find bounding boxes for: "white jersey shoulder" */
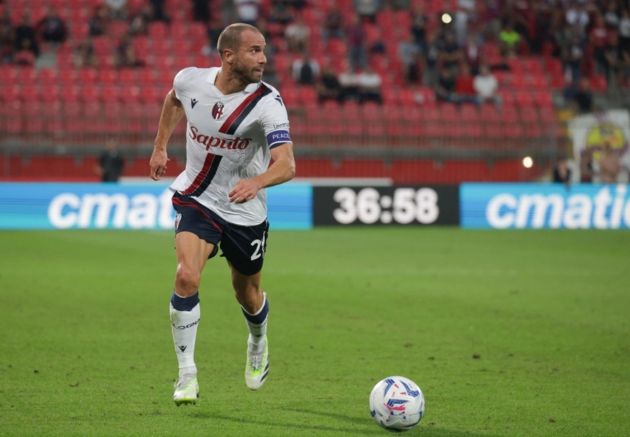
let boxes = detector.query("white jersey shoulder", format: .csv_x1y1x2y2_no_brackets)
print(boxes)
169,66,292,226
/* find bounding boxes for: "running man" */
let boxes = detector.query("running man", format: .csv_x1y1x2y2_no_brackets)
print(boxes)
149,22,295,405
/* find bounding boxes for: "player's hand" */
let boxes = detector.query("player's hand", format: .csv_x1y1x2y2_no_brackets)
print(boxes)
229,178,262,203
149,148,169,181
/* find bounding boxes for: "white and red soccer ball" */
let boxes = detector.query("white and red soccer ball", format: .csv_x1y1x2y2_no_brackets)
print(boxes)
369,376,425,431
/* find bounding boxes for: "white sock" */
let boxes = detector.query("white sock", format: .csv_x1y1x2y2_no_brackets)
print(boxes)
170,301,200,377
242,292,268,348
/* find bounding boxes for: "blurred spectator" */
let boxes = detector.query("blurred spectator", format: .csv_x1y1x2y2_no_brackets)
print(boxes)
357,65,382,103
437,32,464,75
72,36,98,68
531,1,554,54
455,0,475,46
97,140,125,182
600,32,621,86
463,30,482,74
580,147,595,182
369,28,386,55
498,22,521,58
114,32,144,68
603,2,620,28
553,155,573,184
192,0,210,22
598,143,621,183
322,7,344,43
316,61,342,103
292,52,320,85
620,8,630,52
566,2,589,31
14,11,39,57
398,34,422,83
621,9,630,86
473,64,500,106
128,5,151,36
149,0,170,23
105,0,128,20
201,18,223,55
13,40,36,65
388,0,410,10
0,10,14,64
339,62,361,102
354,0,381,23
590,14,610,73
561,30,585,83
434,67,458,103
564,77,593,113
285,15,309,53
346,15,367,70
37,6,67,46
269,1,292,26
234,0,261,26
455,63,476,101
89,4,110,37
286,0,307,10
410,5,428,54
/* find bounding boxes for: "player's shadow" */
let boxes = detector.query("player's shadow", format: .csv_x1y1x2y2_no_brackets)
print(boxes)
192,408,497,436
284,408,496,436
189,410,383,435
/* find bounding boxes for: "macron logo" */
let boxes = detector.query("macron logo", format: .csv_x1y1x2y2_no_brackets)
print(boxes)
191,98,198,108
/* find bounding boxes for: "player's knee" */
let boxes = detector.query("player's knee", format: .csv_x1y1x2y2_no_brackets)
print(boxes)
175,265,200,295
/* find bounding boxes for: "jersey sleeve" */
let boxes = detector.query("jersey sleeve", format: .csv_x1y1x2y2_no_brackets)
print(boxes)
259,91,292,149
173,67,197,101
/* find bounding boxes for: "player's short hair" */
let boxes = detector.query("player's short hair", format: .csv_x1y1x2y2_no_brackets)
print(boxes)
217,23,262,57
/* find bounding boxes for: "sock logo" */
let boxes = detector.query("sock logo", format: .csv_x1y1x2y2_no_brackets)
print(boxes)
178,345,187,352
172,318,200,330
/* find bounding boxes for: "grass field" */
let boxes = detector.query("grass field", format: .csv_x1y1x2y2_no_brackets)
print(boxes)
1,228,629,436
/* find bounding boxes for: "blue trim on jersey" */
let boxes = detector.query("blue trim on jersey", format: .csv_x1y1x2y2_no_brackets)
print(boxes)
171,292,200,311
224,85,272,135
186,154,223,197
267,130,291,148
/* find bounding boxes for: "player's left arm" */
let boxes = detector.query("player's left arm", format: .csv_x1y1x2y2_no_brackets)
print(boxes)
229,142,295,203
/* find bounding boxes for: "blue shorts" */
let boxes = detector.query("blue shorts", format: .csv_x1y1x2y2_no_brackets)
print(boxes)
172,192,269,276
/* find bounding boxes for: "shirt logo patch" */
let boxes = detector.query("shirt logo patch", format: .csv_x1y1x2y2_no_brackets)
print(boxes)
211,102,224,120
191,98,198,108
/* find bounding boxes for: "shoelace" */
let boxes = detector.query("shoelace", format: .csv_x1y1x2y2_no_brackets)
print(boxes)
249,352,264,370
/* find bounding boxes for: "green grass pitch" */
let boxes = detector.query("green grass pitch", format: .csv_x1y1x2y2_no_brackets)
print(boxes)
1,228,629,436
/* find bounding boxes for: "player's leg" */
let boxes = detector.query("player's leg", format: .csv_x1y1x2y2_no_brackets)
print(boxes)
221,220,270,390
230,267,270,390
171,231,215,405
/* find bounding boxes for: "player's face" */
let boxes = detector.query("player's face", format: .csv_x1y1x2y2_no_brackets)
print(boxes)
233,30,267,83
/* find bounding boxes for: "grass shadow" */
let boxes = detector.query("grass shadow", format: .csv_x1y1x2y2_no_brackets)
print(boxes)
286,408,501,436
190,409,500,436
188,410,382,435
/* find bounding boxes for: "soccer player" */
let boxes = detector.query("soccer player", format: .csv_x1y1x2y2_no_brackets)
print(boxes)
149,22,295,406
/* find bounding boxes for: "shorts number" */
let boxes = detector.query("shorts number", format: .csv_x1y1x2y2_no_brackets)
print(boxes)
250,236,266,261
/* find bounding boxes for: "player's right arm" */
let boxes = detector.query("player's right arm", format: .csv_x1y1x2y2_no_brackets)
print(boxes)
150,89,185,181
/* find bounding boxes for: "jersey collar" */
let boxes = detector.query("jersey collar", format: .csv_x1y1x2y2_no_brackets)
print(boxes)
210,68,260,94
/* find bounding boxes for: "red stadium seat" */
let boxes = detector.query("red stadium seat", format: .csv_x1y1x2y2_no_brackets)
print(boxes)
99,69,119,84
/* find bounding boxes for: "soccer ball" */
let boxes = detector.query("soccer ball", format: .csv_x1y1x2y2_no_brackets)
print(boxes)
369,376,425,431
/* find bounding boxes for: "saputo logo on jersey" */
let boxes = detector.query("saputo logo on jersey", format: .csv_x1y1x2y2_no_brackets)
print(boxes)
189,125,251,151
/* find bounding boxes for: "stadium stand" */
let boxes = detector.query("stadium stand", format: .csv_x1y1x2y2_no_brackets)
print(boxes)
1,0,629,182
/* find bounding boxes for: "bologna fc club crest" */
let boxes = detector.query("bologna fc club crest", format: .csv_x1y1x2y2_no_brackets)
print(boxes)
211,102,224,120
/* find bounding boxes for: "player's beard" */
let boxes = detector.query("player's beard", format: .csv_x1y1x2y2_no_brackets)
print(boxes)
233,59,263,84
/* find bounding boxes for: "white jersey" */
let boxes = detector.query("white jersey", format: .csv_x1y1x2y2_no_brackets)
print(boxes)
170,67,292,226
